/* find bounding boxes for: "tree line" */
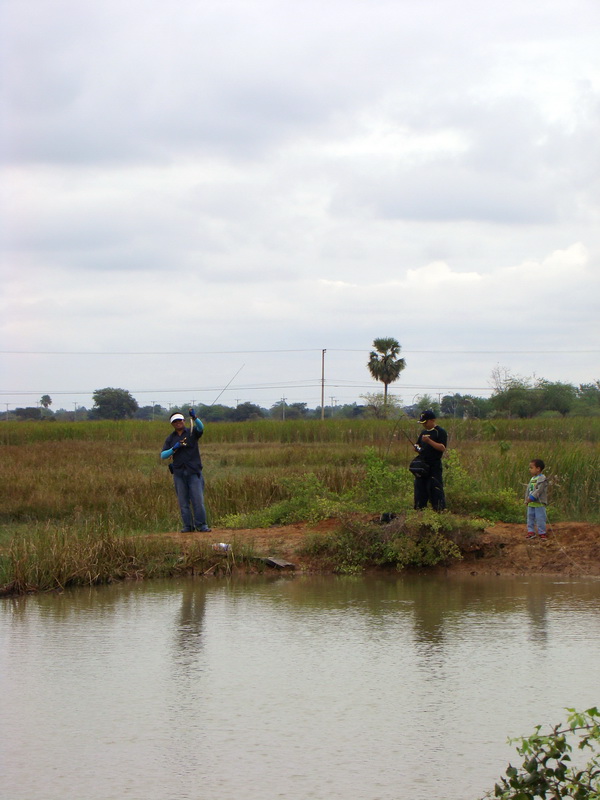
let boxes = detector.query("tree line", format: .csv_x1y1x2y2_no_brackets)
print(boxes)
4,379,599,422
4,338,599,420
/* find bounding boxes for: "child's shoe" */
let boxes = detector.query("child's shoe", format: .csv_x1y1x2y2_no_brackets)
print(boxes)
539,534,548,540
525,532,536,539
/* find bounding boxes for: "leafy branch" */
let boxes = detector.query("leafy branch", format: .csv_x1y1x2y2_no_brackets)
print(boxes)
483,707,600,799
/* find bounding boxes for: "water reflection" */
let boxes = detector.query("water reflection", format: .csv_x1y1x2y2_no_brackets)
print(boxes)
173,581,206,672
1,574,599,800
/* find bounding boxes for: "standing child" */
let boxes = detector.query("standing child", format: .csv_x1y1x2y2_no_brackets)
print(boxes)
525,459,549,540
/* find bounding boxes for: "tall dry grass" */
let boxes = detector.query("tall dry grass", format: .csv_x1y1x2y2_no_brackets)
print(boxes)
1,418,598,536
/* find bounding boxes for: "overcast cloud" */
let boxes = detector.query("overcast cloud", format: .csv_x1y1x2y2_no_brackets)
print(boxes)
1,0,599,411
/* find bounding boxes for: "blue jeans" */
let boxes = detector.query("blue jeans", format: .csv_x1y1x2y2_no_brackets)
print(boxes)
527,505,546,536
173,469,208,530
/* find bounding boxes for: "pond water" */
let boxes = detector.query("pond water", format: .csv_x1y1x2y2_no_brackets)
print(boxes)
1,573,599,800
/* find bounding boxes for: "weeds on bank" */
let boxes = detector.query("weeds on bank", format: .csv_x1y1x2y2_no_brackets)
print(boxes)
220,448,524,529
0,525,258,595
299,510,482,574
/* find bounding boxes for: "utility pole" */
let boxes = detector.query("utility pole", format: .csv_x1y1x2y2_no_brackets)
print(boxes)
321,349,326,420
281,397,286,421
151,401,156,421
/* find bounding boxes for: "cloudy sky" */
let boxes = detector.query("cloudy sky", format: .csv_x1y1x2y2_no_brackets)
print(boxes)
2,0,599,412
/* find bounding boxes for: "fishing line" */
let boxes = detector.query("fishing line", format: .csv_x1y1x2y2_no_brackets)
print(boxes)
210,364,245,407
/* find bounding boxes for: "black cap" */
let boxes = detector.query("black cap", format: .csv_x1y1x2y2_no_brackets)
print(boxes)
418,409,436,423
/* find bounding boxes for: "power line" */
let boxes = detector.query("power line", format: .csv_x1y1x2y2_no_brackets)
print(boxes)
0,348,598,356
0,348,322,355
0,383,499,397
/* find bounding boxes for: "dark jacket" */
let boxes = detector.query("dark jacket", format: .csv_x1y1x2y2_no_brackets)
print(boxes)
161,420,204,474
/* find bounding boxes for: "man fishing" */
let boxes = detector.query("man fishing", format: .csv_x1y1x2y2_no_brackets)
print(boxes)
160,410,211,533
413,409,447,511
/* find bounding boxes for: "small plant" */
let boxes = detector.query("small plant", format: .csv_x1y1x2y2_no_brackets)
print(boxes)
444,450,523,521
482,707,600,799
220,473,353,528
298,513,466,574
359,447,411,513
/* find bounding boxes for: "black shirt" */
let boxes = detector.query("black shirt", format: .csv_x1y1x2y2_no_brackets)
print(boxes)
416,425,447,463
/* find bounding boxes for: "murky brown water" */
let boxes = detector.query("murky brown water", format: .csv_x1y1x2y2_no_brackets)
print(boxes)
1,574,599,800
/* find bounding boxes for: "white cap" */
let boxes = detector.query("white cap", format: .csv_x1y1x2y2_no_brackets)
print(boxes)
170,413,185,423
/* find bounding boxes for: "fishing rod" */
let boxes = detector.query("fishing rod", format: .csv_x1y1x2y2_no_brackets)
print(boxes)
210,363,245,407
185,364,246,432
185,364,245,530
385,410,418,456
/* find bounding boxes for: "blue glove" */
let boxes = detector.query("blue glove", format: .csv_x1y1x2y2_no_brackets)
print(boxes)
528,494,536,502
189,408,196,419
172,441,182,451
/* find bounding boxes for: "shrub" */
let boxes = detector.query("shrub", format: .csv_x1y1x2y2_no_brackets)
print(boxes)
481,707,600,799
299,512,470,574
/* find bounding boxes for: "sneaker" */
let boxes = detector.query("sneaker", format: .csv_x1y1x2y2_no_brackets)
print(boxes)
180,527,194,533
198,526,212,533
525,533,536,539
539,534,548,540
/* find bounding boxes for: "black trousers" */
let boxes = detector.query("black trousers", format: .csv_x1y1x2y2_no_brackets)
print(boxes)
414,463,446,511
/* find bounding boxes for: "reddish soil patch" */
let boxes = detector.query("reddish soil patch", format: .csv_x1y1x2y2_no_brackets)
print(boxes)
451,521,600,577
159,519,600,576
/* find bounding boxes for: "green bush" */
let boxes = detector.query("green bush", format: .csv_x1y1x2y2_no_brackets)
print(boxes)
299,511,469,574
220,473,357,528
482,707,600,799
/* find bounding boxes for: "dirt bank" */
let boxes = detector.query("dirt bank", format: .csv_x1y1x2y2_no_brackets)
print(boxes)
163,520,600,577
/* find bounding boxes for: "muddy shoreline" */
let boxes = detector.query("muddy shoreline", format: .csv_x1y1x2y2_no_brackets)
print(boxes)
164,520,600,577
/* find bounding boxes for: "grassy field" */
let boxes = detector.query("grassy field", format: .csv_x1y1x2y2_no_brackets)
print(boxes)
1,417,598,591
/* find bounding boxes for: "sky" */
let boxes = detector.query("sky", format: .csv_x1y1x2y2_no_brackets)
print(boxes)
1,0,599,412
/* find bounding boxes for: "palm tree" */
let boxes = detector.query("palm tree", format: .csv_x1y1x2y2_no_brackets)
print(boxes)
367,337,406,405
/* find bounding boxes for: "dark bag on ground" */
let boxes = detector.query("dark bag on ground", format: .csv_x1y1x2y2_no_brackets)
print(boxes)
409,456,430,478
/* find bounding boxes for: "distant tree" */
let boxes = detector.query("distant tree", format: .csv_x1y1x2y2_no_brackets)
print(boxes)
40,394,52,409
466,395,492,419
336,403,368,419
15,406,42,420
537,380,577,416
415,394,441,418
491,378,539,418
578,381,600,403
270,401,307,420
441,393,490,419
489,364,515,394
194,403,234,422
135,404,167,421
231,402,265,421
573,381,600,416
289,402,309,418
361,392,401,419
367,338,406,405
91,388,139,420
50,406,86,421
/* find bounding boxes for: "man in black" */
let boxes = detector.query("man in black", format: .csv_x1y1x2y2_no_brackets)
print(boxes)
160,410,211,533
413,409,447,511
